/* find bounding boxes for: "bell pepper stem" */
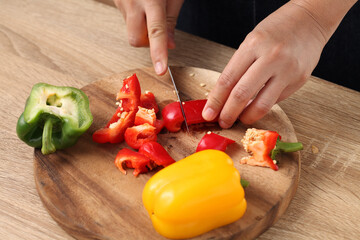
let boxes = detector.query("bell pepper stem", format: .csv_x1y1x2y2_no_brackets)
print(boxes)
240,179,250,188
270,139,303,160
41,118,56,154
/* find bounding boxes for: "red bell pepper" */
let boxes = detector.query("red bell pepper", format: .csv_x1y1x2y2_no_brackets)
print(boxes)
124,123,157,149
154,119,164,134
161,99,218,132
135,106,164,133
240,128,303,171
114,148,154,177
93,110,136,143
138,141,176,167
93,74,142,143
140,91,159,113
196,132,235,152
104,107,123,128
135,106,156,126
116,74,141,112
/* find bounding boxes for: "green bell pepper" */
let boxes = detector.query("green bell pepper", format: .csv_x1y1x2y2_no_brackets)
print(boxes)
16,83,93,155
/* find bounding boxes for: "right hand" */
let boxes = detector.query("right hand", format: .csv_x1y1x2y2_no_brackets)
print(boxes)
202,1,327,127
113,0,184,75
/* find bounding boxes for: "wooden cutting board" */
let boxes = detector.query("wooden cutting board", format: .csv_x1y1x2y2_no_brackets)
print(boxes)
34,66,301,240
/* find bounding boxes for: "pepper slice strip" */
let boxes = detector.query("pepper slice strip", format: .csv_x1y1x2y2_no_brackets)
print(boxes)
124,123,157,149
240,128,303,170
135,106,156,126
135,106,164,133
139,141,176,167
162,99,218,132
114,148,153,177
93,74,142,143
140,91,159,113
93,111,136,143
196,132,235,152
105,107,122,128
154,119,164,134
116,74,141,111
16,83,93,155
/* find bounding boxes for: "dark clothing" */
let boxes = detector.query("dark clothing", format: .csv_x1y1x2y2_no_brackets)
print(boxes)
177,0,360,91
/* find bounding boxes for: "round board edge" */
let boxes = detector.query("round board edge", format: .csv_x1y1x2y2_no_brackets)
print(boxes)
34,66,301,240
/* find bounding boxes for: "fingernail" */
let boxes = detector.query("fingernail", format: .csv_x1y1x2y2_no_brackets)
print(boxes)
203,107,216,121
155,62,164,75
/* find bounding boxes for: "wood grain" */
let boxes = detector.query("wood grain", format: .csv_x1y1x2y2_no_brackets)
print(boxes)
34,67,300,239
1,0,360,239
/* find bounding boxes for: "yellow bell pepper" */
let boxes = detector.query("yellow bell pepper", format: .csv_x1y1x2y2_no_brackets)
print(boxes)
142,149,247,239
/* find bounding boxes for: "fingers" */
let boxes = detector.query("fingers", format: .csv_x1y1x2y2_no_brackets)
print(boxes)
145,1,168,75
276,74,308,102
239,76,286,124
126,12,149,47
116,1,149,47
202,47,256,122
116,0,184,76
217,57,275,128
166,0,184,49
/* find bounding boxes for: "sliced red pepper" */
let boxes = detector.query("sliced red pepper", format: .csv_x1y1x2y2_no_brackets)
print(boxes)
93,74,141,143
154,119,164,134
116,74,141,112
161,99,218,132
138,141,176,167
140,91,159,113
135,106,156,126
161,101,183,132
196,132,235,152
93,110,136,143
124,123,157,149
114,148,153,177
241,129,279,170
183,99,216,125
105,107,122,128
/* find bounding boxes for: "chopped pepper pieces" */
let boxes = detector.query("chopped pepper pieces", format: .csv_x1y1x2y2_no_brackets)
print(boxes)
16,83,93,155
154,119,164,134
142,150,247,239
138,141,176,167
93,74,142,144
241,128,303,170
124,123,157,149
196,132,235,152
115,142,175,177
116,74,141,111
140,91,159,113
114,148,153,177
135,106,156,126
92,110,136,143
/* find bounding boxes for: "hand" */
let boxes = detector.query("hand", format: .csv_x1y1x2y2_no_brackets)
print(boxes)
202,1,328,127
113,0,184,75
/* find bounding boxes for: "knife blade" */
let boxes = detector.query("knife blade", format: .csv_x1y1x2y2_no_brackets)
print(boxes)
168,66,190,133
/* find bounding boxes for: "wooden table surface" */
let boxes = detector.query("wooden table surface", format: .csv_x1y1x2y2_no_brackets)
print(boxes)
1,0,359,239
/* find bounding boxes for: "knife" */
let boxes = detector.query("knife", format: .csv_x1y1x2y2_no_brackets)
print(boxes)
168,66,190,133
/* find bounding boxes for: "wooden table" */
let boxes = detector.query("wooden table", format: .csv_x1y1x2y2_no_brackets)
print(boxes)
1,0,359,239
